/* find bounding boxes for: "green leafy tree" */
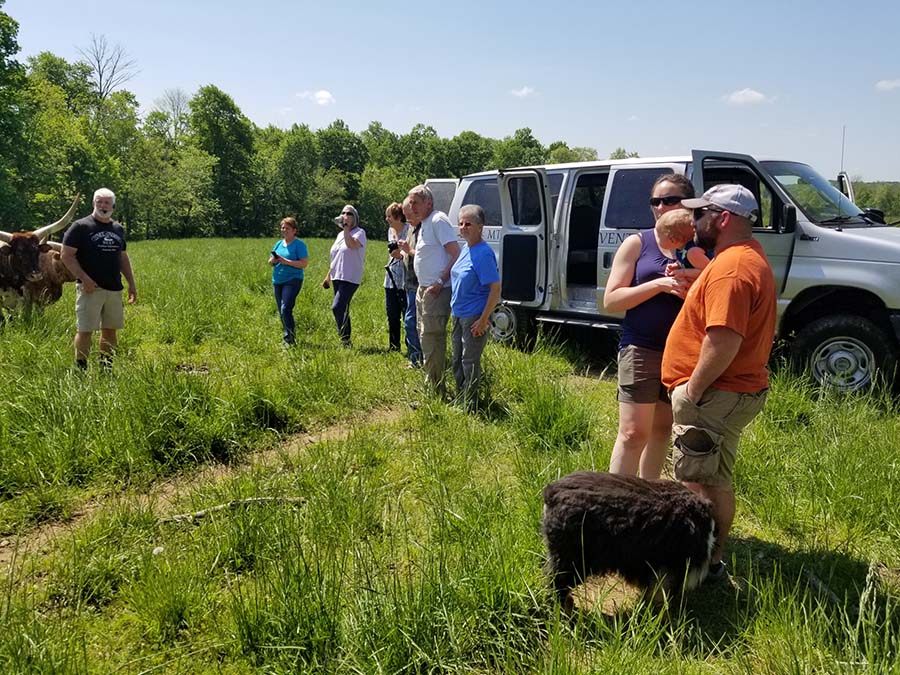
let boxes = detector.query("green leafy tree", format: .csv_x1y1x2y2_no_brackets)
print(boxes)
361,121,401,169
305,167,349,237
609,147,639,160
491,127,546,169
547,141,598,164
357,164,416,230
189,85,256,236
26,51,93,114
0,0,27,224
276,123,319,217
316,119,367,200
445,131,494,177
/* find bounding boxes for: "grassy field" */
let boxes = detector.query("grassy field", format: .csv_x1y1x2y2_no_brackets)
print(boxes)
0,237,898,674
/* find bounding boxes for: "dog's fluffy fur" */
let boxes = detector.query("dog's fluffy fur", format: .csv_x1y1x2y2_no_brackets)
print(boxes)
542,471,715,605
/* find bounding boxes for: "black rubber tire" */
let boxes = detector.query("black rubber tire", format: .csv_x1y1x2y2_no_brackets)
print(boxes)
790,314,898,392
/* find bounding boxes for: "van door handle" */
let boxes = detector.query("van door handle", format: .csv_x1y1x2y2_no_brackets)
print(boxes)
603,252,614,268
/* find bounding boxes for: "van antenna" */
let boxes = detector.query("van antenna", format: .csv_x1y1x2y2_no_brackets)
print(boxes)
837,124,847,224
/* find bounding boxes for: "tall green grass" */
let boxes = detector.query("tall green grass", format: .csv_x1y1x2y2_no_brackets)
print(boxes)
0,237,898,673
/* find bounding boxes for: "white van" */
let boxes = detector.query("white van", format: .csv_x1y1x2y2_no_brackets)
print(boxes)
446,150,900,392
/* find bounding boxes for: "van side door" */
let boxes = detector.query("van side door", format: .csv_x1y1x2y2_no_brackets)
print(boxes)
691,150,796,293
497,169,553,307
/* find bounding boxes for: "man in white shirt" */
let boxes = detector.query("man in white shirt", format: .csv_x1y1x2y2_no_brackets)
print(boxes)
399,184,460,394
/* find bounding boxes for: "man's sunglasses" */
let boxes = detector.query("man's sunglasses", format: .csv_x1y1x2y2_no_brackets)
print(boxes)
649,196,684,207
693,207,725,221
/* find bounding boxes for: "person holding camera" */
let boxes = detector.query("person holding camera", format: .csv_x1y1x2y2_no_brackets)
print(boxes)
322,205,366,347
268,216,309,346
384,202,410,353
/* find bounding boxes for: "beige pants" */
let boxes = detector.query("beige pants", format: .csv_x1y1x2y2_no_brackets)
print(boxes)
416,286,451,392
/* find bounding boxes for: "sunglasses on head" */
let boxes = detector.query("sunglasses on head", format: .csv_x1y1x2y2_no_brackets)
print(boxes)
649,195,684,207
693,207,725,221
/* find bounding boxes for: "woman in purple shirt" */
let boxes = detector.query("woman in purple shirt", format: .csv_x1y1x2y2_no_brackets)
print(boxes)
322,204,366,347
602,174,695,479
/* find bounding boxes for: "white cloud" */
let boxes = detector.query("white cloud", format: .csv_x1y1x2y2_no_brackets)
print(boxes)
510,86,535,98
296,89,336,106
628,115,639,121
875,79,900,91
722,88,772,105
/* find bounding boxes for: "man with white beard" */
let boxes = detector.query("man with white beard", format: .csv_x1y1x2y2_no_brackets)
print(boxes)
61,188,137,370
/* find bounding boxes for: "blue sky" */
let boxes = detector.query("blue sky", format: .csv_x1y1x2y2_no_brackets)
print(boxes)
7,0,900,180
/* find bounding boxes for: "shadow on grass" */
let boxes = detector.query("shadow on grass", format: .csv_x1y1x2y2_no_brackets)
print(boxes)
678,535,875,651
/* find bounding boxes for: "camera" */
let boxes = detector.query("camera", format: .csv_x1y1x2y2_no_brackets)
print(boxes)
387,241,399,253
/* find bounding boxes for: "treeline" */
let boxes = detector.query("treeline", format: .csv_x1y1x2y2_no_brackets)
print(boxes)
2,5,897,240
853,182,900,224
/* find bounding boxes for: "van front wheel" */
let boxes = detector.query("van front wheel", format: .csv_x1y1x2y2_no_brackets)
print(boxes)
489,305,536,349
791,315,898,392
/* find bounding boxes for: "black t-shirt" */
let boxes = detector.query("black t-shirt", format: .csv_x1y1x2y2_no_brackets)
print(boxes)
62,216,127,291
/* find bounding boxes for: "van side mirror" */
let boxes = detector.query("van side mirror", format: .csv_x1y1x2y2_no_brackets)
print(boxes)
863,207,886,224
780,204,796,233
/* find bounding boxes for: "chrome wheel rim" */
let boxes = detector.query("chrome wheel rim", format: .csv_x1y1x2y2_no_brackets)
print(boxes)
810,337,874,391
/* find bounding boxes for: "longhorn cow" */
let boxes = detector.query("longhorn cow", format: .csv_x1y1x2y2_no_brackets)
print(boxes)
0,197,80,311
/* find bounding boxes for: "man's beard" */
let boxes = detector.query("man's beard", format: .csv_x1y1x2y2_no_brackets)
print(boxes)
94,208,113,219
695,230,717,251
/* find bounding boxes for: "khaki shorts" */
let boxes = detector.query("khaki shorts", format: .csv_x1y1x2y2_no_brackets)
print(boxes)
617,344,668,404
670,383,767,487
75,284,124,331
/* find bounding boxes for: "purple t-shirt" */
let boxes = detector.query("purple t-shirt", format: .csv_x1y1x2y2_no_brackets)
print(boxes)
329,227,367,284
619,229,683,352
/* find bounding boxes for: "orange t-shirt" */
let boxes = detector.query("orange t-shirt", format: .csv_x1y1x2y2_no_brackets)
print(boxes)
661,239,776,393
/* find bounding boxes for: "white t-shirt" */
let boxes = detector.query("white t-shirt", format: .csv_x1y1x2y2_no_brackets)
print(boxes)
413,210,457,287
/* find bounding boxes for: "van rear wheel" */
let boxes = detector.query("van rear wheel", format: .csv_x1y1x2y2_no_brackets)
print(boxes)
490,305,536,349
791,315,898,392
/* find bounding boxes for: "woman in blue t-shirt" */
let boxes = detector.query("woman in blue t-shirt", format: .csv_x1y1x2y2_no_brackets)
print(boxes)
268,217,309,345
449,204,501,404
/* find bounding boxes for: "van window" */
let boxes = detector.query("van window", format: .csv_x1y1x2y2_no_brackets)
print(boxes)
461,173,561,228
702,163,772,229
509,177,542,225
462,178,501,227
605,168,674,229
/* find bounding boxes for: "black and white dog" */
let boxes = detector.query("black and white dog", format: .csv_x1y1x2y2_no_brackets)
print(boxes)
542,471,715,606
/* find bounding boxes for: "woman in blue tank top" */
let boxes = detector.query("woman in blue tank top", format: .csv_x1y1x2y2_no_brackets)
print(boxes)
602,174,696,479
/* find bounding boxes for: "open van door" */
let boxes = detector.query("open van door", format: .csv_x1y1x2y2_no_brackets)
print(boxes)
691,150,797,294
836,171,855,203
497,168,553,307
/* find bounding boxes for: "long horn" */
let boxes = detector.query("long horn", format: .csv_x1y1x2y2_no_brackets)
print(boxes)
34,194,81,243
46,240,63,251
0,231,12,243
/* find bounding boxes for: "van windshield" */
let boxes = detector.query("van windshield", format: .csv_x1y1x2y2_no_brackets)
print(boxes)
762,161,870,226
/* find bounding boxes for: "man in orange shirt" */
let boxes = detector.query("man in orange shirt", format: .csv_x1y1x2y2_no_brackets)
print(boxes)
661,184,777,581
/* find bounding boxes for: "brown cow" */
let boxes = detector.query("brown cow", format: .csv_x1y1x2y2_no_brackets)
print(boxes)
0,197,79,310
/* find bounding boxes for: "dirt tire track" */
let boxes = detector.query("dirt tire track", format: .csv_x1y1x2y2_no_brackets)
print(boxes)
0,406,405,571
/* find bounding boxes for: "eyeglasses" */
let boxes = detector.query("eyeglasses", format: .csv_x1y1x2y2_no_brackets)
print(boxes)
649,196,684,207
693,207,725,221
341,212,353,216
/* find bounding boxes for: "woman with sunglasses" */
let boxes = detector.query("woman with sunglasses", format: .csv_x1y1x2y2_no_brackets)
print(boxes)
602,174,696,479
322,204,366,347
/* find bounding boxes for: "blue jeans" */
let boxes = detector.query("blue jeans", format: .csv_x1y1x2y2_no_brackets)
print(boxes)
405,288,422,366
273,278,303,344
331,279,359,345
